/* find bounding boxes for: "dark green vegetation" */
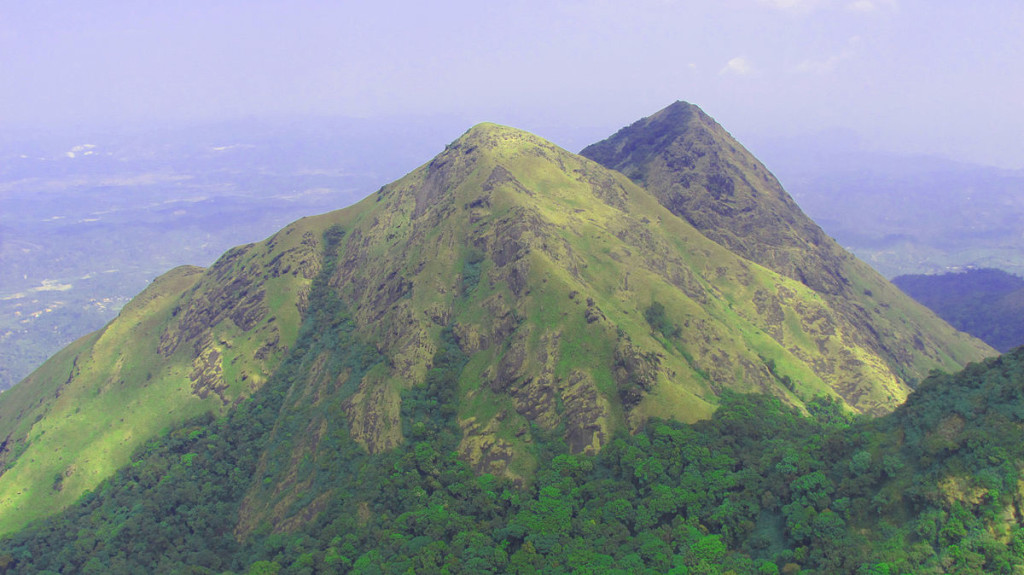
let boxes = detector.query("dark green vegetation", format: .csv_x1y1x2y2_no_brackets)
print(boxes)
893,268,1024,352
0,103,998,567
6,343,1024,573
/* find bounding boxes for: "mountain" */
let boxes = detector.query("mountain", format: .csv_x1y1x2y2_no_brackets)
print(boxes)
893,268,1024,352
0,109,993,544
581,102,846,296
2,326,1022,573
581,101,989,399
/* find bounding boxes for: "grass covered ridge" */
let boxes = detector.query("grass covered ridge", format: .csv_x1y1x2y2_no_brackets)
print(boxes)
0,113,994,536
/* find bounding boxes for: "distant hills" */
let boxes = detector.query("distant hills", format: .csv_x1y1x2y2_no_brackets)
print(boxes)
756,131,1024,278
894,268,1024,352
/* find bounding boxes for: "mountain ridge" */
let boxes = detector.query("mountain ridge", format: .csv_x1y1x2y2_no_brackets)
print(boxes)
581,100,855,297
582,100,989,395
0,107,994,537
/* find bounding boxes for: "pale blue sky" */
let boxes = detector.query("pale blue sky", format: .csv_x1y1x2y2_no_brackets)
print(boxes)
2,0,1022,167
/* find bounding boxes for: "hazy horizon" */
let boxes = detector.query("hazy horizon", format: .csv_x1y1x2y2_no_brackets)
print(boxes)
2,1,1022,169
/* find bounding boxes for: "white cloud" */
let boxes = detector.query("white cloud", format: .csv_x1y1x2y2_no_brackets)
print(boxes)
795,35,862,74
756,0,896,13
795,56,840,74
720,56,754,76
755,0,824,13
846,0,897,12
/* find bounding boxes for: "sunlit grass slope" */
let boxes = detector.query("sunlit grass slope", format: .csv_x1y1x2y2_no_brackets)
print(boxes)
0,218,323,534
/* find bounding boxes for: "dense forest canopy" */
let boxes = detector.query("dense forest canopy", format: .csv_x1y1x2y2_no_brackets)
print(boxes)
894,268,1024,352
3,314,1024,574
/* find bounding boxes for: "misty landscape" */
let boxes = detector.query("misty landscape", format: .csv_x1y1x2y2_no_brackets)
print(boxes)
1,2,1023,574
0,118,463,390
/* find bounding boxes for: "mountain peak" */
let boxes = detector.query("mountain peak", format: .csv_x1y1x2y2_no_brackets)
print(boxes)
582,101,845,293
650,99,702,122
580,101,709,174
582,100,993,407
378,121,566,220
462,121,518,136
447,122,546,155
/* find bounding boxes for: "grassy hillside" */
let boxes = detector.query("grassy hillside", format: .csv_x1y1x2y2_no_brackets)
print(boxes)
3,336,1022,573
0,117,460,391
581,100,993,392
0,116,994,538
0,218,321,534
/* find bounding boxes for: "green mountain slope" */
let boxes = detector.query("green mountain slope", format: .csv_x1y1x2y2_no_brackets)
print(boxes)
0,115,993,538
581,100,991,395
0,227,318,534
2,324,1021,573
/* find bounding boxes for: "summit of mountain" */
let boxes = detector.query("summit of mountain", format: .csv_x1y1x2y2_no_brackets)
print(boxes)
0,110,994,537
581,100,849,295
582,100,992,400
